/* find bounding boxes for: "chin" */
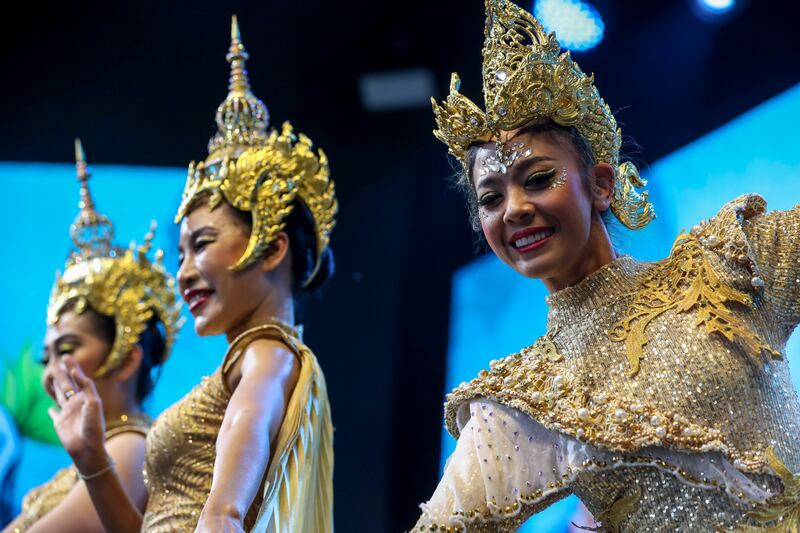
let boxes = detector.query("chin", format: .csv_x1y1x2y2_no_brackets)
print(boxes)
192,315,223,337
509,252,556,280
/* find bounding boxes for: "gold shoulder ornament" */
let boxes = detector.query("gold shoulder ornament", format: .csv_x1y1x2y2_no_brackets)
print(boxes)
48,140,183,378
430,0,654,230
175,16,337,284
609,195,781,376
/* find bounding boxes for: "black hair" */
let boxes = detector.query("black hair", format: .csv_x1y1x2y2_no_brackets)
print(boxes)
134,317,166,403
283,201,335,295
59,301,165,403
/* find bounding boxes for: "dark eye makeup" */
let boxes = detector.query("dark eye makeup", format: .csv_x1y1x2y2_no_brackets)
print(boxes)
477,167,559,208
525,168,558,187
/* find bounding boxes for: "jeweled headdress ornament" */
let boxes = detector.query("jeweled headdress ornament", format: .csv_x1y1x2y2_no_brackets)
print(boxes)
48,139,182,378
175,16,337,283
431,0,655,230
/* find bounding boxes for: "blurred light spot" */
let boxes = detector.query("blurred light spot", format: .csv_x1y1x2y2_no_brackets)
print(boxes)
697,0,735,13
533,0,604,52
359,68,435,112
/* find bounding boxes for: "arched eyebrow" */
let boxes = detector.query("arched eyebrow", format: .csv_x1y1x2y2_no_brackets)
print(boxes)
179,225,218,251
190,226,219,241
475,156,556,189
55,334,81,346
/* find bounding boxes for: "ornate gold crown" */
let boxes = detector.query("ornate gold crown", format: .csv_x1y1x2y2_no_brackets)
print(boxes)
175,16,337,283
48,139,183,378
431,0,655,230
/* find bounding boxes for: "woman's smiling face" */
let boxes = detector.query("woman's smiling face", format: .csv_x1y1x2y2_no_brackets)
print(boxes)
177,201,269,337
471,127,616,290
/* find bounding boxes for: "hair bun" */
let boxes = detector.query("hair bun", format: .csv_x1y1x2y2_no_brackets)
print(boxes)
302,247,334,294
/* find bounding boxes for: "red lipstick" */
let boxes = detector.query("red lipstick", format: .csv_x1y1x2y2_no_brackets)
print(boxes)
183,288,214,313
509,227,555,253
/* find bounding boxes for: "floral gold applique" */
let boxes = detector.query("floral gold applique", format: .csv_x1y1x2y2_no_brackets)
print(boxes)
609,231,780,377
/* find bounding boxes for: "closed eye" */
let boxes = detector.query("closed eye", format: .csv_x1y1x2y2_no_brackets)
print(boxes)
478,192,502,207
194,238,214,252
57,343,77,356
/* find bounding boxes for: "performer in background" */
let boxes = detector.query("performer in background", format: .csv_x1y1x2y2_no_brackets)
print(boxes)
3,140,180,533
45,17,336,533
414,0,800,531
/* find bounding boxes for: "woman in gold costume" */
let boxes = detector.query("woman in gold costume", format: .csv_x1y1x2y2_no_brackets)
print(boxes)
414,1,800,531
45,17,335,533
3,140,181,533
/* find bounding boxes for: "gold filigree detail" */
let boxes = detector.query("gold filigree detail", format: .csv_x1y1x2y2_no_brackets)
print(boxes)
444,335,764,468
430,0,654,230
175,17,336,280
48,140,182,378
718,447,800,532
541,325,563,362
609,230,781,377
613,162,655,232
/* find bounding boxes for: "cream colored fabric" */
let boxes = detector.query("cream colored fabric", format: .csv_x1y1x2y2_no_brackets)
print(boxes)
417,399,772,532
250,326,334,533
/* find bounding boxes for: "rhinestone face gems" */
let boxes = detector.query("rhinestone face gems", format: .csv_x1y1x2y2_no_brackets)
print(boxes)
479,141,533,176
548,167,568,189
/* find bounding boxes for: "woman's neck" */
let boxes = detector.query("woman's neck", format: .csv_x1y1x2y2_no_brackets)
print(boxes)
100,386,143,424
542,215,617,293
225,293,295,344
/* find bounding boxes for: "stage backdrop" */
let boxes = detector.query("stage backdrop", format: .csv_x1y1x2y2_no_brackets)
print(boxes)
0,162,227,511
443,82,800,531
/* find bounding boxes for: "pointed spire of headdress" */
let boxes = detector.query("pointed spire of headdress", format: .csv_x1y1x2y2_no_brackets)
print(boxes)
74,138,93,211
227,15,251,96
207,15,270,159
69,138,114,258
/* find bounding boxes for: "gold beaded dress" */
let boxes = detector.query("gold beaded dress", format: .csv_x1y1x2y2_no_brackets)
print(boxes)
141,322,333,533
13,414,150,532
414,195,800,532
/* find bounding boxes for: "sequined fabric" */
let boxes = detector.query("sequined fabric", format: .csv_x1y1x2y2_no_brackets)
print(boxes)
415,196,800,531
142,323,333,533
14,414,150,532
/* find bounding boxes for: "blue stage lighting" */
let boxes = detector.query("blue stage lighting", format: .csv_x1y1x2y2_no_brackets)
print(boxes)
696,0,735,14
533,0,604,52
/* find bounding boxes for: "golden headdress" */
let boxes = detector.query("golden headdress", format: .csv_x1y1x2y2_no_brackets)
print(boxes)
47,139,183,378
431,0,655,230
175,16,337,284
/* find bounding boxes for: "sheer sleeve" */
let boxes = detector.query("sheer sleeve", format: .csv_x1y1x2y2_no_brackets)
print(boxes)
745,203,800,335
412,399,572,532
412,398,773,532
